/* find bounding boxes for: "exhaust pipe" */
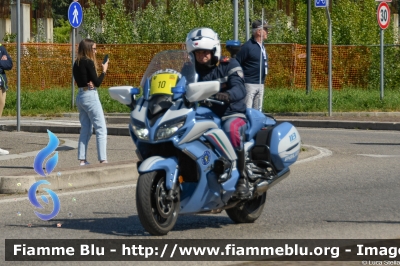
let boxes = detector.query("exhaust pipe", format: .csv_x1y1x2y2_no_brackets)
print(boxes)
255,180,269,194
256,168,291,194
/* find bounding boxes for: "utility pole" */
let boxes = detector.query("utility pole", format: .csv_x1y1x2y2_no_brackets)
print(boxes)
306,0,312,94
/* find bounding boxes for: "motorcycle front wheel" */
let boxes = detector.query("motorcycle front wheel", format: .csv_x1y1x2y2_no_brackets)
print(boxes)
226,192,267,223
136,171,180,235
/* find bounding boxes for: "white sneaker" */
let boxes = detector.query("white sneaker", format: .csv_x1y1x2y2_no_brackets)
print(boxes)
80,161,90,166
0,148,9,155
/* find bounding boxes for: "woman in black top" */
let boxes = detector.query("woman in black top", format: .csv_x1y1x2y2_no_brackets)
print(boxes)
73,38,109,166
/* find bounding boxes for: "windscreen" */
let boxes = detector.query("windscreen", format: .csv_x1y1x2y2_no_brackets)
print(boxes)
140,50,196,89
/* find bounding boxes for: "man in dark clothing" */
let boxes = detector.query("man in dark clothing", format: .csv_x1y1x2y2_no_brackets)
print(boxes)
186,27,250,198
195,52,246,118
0,43,13,155
0,43,13,117
236,19,271,111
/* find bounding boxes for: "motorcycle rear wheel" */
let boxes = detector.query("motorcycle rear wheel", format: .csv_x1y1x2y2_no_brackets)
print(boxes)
226,192,267,223
136,171,180,235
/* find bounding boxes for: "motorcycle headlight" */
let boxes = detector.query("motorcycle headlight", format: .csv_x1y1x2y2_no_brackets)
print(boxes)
131,120,149,140
155,116,186,140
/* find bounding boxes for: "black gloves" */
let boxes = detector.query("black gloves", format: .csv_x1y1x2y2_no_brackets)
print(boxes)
215,92,230,102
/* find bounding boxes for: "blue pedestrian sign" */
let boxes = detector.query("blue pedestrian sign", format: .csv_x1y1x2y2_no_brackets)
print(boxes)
315,0,328,8
68,2,83,28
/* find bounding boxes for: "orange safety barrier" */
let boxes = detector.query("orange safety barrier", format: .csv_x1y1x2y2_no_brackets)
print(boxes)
2,43,373,90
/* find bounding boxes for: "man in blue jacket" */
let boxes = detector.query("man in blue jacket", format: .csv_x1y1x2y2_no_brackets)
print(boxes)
186,27,250,198
0,43,13,155
236,20,271,111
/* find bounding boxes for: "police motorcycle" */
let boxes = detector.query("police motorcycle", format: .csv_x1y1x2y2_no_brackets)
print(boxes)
109,50,301,236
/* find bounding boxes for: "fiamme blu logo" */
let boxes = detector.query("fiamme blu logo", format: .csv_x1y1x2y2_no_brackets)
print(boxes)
28,130,61,221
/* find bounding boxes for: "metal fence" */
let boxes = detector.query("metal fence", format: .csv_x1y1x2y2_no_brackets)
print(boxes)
2,43,381,90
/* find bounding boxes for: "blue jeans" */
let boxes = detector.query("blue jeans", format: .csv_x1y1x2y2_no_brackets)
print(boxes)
76,89,107,161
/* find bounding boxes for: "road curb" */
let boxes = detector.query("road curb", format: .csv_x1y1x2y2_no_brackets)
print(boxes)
0,160,138,194
269,112,400,117
286,120,400,130
2,120,400,136
0,125,130,136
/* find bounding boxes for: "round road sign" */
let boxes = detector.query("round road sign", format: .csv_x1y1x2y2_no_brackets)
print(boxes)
68,2,83,29
377,2,390,30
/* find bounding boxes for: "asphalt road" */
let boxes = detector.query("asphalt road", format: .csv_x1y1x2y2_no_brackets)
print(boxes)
1,127,400,265
0,132,138,176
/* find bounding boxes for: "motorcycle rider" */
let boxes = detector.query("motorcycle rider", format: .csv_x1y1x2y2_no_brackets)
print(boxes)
185,27,250,198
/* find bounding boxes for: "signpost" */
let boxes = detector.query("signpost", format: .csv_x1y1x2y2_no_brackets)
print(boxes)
68,1,83,108
17,0,20,131
315,0,332,116
377,1,390,100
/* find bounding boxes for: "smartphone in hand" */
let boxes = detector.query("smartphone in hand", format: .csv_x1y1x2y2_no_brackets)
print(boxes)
102,54,109,64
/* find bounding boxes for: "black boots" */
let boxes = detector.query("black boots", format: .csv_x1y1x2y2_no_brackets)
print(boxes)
236,177,250,198
235,147,251,198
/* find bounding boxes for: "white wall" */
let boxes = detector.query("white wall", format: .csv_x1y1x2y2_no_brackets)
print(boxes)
0,18,11,42
11,3,31,42
37,18,54,43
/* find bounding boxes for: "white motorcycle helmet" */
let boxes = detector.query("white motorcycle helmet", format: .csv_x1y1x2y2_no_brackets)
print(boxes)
186,27,221,62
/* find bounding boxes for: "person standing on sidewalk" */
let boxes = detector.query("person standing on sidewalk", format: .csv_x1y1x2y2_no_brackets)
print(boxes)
0,43,13,155
73,39,109,166
236,19,271,111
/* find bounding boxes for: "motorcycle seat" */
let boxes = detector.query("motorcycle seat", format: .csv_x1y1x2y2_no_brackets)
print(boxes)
245,108,274,141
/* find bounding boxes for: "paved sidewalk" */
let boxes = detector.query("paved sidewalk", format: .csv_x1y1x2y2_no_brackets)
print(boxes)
0,112,399,194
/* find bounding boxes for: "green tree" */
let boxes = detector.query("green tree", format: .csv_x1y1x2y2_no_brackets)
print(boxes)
50,0,71,26
79,0,103,42
80,0,135,43
53,19,71,43
132,2,168,43
101,0,136,43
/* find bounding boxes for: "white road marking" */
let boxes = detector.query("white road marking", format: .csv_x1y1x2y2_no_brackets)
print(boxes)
357,154,400,158
294,144,333,165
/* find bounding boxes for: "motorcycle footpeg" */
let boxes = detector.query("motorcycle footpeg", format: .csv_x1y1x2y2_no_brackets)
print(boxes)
233,184,253,200
234,191,253,200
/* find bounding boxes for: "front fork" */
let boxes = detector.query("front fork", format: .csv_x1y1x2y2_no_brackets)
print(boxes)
137,155,180,196
166,168,180,202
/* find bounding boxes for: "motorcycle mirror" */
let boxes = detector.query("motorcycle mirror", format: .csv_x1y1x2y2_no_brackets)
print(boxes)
186,81,220,102
109,86,137,105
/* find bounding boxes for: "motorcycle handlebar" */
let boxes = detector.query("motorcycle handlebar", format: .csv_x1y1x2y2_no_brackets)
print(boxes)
206,98,225,106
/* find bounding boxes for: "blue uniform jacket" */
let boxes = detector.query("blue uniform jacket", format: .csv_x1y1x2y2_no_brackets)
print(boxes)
196,57,247,118
236,37,268,84
0,44,13,90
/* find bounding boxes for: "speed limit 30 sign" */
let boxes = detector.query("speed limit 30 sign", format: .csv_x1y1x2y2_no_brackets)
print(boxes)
377,2,390,30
